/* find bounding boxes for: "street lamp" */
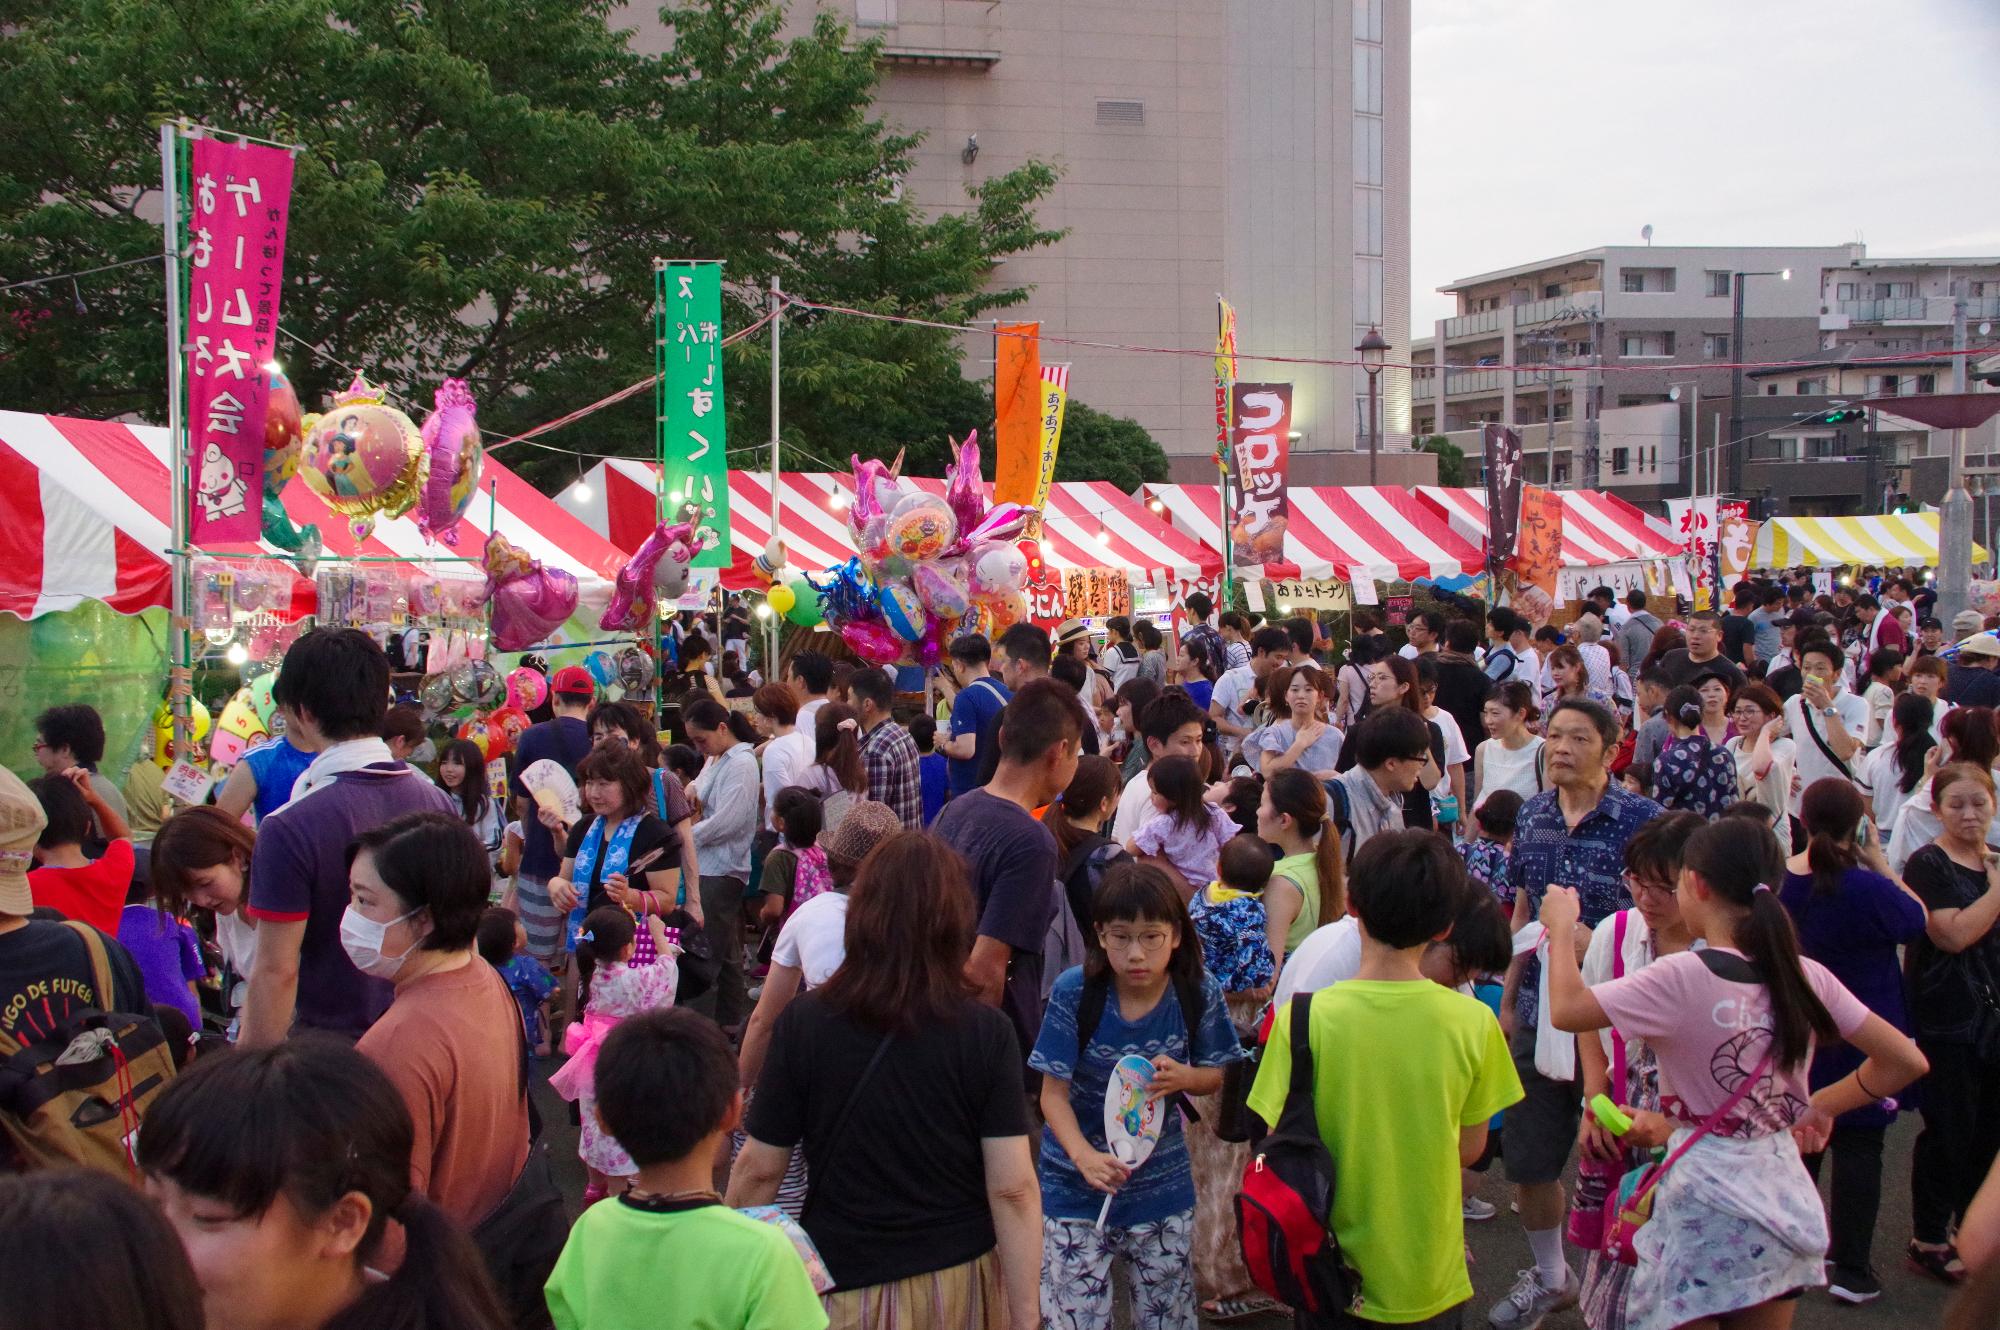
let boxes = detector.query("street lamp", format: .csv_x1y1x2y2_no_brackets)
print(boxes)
1727,268,1791,496
1356,326,1389,486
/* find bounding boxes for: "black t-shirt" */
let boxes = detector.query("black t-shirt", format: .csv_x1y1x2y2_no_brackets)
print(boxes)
1431,657,1491,758
0,919,150,1045
569,813,678,914
1720,614,1756,665
1401,719,1448,831
745,993,1030,1290
931,789,1060,1060
510,716,592,880
1657,648,1745,692
1903,845,2000,1044
1946,664,2000,709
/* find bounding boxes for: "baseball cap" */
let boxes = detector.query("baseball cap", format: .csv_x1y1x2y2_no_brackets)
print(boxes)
1954,609,1988,638
1959,634,2000,660
550,665,596,698
0,766,48,916
822,799,902,868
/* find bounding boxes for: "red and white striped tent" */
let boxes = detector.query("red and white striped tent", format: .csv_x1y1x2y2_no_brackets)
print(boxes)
1139,483,1484,584
0,410,628,620
1413,486,1683,568
558,460,1221,587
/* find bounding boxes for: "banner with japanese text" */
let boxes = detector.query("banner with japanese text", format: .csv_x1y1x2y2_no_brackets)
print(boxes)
1507,485,1563,622
1226,382,1292,567
1719,507,1758,580
1213,298,1238,461
184,137,294,543
656,261,728,567
1021,364,1069,538
1481,424,1524,565
992,322,1043,510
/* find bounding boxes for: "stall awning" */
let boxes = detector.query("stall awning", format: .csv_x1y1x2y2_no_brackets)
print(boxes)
1413,487,1683,567
560,463,1220,585
1140,483,1483,583
0,410,627,619
1752,513,1983,568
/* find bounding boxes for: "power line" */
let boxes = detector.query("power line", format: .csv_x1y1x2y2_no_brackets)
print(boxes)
0,254,156,294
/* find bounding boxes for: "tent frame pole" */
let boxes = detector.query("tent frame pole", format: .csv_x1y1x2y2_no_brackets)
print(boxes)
162,121,193,759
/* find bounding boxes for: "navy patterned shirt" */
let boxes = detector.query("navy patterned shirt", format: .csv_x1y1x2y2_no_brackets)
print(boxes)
1507,782,1663,1028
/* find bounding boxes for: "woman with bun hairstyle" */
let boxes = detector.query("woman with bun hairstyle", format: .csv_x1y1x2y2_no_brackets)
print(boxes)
1473,680,1545,811
1651,685,1738,819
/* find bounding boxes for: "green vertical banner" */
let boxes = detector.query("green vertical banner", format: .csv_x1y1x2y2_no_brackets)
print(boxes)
656,259,729,567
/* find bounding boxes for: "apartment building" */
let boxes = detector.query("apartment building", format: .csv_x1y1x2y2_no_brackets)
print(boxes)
620,0,1417,481
1410,244,1861,507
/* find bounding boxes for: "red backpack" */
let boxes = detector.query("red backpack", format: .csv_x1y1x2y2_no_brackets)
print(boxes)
1234,992,1361,1318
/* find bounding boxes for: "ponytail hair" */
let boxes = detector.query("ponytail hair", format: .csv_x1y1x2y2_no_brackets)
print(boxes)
684,697,756,746
1044,754,1122,857
1681,819,1837,1070
813,703,867,795
1891,692,1937,795
137,1038,508,1330
574,905,636,1008
1265,768,1345,925
1798,777,1865,899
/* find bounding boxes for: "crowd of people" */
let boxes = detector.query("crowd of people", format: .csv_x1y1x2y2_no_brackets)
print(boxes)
6,569,2000,1330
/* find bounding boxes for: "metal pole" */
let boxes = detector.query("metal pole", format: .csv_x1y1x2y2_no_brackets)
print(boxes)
1939,293,1974,626
1728,274,1747,499
161,122,192,758
768,275,782,673
1688,384,1701,498
1367,368,1380,486
1710,415,1724,601
1545,353,1557,487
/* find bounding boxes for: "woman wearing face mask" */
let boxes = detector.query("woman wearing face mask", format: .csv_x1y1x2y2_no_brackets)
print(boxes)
150,805,260,1032
140,1037,510,1330
346,812,531,1237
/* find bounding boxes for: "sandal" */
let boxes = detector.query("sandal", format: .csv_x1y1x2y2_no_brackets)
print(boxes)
1201,1294,1282,1322
1907,1240,1967,1285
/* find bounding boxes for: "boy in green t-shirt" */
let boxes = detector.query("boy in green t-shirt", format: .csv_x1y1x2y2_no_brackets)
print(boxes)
545,1009,828,1330
1249,831,1524,1326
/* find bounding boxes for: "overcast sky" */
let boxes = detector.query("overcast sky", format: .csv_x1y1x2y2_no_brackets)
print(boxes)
1409,0,2000,336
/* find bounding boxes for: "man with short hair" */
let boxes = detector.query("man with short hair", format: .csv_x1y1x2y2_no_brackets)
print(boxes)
1655,611,1745,691
786,650,835,734
1748,585,1788,664
1630,668,1673,770
1399,609,1444,660
32,704,127,839
1179,591,1230,681
847,669,922,829
1493,699,1660,1329
973,622,1056,788
1945,629,2000,707
1484,608,1529,684
1285,615,1321,666
1110,692,1210,843
1585,585,1618,626
1915,615,1946,659
1433,619,1492,752
505,664,597,969
1854,593,1905,657
1328,707,1432,859
1720,584,1760,667
379,704,427,764
939,633,1009,799
241,630,457,1047
933,677,1088,1066
1611,591,1661,679
1211,624,1290,756
1781,637,1867,817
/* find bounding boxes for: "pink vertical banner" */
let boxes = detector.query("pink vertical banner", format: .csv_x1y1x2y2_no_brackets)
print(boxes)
184,137,294,543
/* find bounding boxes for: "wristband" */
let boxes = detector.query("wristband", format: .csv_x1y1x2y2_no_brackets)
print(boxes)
1853,1067,1880,1101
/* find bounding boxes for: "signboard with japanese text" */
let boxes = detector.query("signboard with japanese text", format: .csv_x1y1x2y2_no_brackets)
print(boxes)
184,137,294,543
1507,485,1563,622
1022,365,1069,539
1382,594,1412,626
656,261,729,567
1481,424,1524,565
1260,579,1352,612
1225,382,1293,567
1719,509,1758,579
992,322,1043,510
1021,539,1067,626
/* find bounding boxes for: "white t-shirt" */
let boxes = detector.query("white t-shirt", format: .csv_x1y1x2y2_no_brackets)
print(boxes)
1781,689,1870,814
1861,680,1896,749
1273,917,1362,1004
1111,768,1157,845
1398,643,1421,660
1425,708,1471,767
761,728,815,831
1211,664,1259,747
771,892,849,988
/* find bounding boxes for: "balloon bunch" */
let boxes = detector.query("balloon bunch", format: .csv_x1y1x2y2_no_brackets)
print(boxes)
299,374,426,543
815,434,1034,667
599,502,715,634
481,533,579,651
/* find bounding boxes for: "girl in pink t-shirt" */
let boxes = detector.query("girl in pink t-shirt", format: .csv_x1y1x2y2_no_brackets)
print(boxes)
1539,818,1927,1330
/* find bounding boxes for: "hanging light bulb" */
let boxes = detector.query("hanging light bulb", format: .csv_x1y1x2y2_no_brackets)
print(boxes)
754,602,773,620
569,459,591,504
224,641,250,666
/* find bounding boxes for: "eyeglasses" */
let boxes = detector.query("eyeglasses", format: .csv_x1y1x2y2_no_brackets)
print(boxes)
1099,928,1173,953
1624,872,1676,900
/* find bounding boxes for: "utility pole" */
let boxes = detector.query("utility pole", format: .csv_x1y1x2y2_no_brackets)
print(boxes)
1728,277,1747,499
1938,290,1973,627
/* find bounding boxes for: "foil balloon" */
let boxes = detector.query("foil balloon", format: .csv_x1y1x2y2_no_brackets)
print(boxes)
987,589,1029,631
914,617,953,671
264,368,305,488
967,541,1029,603
151,698,213,768
751,537,787,587
912,558,971,621
886,492,958,563
878,584,929,643
963,501,1033,547
840,619,905,666
451,659,503,708
615,646,656,693
456,716,505,761
481,533,578,652
419,672,456,715
417,378,484,546
783,576,824,627
599,505,711,634
815,559,878,628
584,650,617,687
942,431,987,553
299,375,427,540
505,667,549,713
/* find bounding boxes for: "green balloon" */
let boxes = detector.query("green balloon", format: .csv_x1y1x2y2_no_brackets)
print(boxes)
783,577,823,627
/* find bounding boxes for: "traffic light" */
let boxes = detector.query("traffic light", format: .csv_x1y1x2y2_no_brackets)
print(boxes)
1820,407,1865,424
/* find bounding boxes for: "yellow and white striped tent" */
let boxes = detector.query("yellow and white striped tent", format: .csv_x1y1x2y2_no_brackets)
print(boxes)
1751,512,1985,568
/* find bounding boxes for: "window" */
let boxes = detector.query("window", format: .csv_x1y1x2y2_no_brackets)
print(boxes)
1917,374,1937,394
1352,115,1383,187
1836,282,1857,300
1868,374,1900,396
1874,281,1914,299
1096,99,1145,125
1553,402,1572,422
1543,283,1563,299
1353,44,1383,114
1611,447,1630,475
1353,188,1383,256
855,0,896,25
1619,332,1673,358
1766,384,1779,395
1806,436,1841,459
1622,271,1645,293
1708,271,1734,298
1797,377,1827,395
1352,0,1383,42
1704,334,1730,359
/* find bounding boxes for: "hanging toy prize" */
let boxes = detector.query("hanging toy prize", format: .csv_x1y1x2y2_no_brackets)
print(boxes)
480,533,579,652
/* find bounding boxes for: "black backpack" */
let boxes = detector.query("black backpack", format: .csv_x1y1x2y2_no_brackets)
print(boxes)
1234,992,1361,1317
1182,623,1230,682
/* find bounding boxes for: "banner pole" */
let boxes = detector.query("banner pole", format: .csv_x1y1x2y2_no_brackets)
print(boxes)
768,273,783,675
161,121,193,758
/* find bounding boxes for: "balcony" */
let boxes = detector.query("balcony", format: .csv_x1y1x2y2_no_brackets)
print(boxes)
1443,368,1506,397
1511,292,1602,329
1823,296,2000,328
1439,308,1504,341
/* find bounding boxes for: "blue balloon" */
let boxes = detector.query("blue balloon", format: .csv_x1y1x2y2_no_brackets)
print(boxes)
878,584,929,643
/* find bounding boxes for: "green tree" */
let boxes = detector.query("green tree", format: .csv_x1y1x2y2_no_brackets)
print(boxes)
0,0,1061,485
1052,400,1170,492
1416,434,1468,486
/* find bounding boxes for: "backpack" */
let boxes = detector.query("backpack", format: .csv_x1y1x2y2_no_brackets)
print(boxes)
1235,992,1361,1317
0,921,177,1176
1182,623,1230,682
1321,777,1356,866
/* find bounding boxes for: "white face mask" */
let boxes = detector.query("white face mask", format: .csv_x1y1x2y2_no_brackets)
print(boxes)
339,904,423,979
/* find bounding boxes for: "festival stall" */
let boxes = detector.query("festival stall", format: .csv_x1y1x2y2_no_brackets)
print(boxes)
1749,512,1981,569
1412,485,1683,602
1139,482,1484,585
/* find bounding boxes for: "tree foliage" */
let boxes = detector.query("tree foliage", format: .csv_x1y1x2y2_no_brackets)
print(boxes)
0,0,1097,485
1416,434,1467,486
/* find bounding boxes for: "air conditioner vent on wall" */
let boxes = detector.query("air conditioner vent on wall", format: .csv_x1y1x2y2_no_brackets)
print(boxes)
1096,99,1145,126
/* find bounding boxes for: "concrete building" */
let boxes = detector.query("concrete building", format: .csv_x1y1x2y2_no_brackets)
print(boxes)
1409,244,1862,508
619,0,1417,483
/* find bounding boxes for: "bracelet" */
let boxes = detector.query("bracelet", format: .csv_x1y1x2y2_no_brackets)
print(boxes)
1853,1067,1881,1100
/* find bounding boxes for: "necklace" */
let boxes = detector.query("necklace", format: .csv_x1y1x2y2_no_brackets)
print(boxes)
624,1186,721,1206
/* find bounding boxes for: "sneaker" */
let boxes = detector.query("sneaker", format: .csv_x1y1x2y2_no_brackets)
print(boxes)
1907,1240,1967,1285
1827,1268,1881,1304
1488,1266,1577,1330
1462,1196,1498,1221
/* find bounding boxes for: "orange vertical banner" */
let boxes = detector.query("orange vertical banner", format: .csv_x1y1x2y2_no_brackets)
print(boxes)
992,322,1043,509
1507,485,1564,623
